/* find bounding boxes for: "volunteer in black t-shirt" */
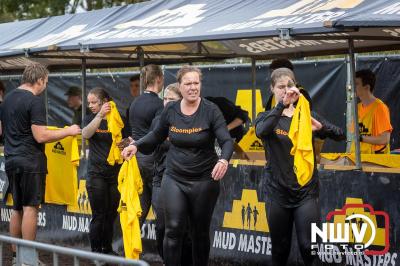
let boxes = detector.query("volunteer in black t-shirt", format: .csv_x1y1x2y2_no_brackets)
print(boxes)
122,65,234,266
82,88,122,255
205,96,249,142
255,68,344,266
2,63,81,264
128,64,164,226
151,83,192,264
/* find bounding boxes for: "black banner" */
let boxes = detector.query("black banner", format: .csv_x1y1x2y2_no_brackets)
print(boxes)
0,160,399,265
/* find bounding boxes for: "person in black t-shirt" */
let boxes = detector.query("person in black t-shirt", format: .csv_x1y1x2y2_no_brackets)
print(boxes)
255,68,344,266
82,88,122,255
128,64,164,226
65,86,90,126
122,65,234,266
122,74,140,138
205,96,249,142
1,63,81,262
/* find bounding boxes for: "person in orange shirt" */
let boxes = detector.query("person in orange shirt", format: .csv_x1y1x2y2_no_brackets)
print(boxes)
355,69,392,154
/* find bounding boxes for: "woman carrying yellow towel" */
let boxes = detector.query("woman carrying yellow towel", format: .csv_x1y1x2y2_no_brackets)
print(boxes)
255,68,343,266
82,87,123,255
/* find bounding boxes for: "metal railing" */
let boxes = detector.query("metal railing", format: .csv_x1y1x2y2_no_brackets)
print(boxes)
0,235,149,266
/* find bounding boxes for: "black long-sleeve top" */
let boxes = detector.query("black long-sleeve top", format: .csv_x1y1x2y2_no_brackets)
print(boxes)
150,114,170,187
205,96,249,142
255,102,345,207
134,98,234,181
129,91,163,140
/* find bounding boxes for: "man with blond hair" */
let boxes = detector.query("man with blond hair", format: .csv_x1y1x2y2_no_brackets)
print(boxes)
1,63,81,263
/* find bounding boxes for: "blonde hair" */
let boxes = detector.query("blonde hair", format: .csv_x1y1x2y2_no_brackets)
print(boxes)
21,63,49,85
164,83,182,98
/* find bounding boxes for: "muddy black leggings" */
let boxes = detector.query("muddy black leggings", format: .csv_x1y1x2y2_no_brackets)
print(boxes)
152,186,193,265
161,175,219,266
87,176,120,253
268,197,320,266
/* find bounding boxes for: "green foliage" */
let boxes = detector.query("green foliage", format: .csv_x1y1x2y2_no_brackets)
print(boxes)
0,0,148,23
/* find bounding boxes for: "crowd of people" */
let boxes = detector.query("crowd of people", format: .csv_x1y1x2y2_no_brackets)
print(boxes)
0,58,393,266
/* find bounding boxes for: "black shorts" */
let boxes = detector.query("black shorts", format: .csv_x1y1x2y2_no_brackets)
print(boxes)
6,168,45,211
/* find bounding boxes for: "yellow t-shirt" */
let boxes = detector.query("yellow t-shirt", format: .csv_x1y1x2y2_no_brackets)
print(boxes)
118,157,143,259
45,129,79,205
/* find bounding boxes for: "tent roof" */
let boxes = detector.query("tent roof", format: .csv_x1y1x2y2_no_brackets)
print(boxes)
1,0,400,72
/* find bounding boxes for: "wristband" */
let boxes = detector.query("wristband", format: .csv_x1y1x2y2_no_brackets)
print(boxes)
218,159,229,166
359,135,363,142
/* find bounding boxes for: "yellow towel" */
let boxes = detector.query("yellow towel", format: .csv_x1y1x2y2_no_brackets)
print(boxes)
118,157,143,259
288,95,314,186
106,101,124,165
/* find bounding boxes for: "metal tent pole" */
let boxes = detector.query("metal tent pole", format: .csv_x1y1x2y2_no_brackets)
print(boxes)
81,58,87,159
347,39,362,169
138,47,145,94
251,58,257,123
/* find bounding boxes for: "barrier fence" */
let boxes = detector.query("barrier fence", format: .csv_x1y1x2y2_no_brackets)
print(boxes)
0,235,148,266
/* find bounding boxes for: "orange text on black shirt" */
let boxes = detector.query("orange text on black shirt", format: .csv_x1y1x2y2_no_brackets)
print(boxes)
96,129,110,133
170,126,202,134
275,129,288,136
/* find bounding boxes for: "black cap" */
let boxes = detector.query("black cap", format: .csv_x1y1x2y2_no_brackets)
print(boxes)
65,86,82,96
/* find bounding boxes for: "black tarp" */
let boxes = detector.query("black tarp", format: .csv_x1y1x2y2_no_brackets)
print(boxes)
0,0,400,71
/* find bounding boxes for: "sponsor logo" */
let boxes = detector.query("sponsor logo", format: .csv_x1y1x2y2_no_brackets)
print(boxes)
115,4,206,29
211,0,364,33
141,207,156,240
249,140,263,151
213,189,272,255
170,126,203,134
255,0,364,19
52,142,66,156
63,180,91,232
223,189,269,232
67,180,92,215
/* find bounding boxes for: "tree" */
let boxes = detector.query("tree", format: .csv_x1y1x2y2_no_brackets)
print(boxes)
0,0,148,23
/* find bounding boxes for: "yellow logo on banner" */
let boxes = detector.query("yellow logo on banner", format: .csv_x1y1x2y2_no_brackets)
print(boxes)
6,193,13,206
67,180,92,215
238,127,264,152
235,89,263,121
146,206,155,221
255,0,364,18
330,198,385,246
223,189,269,233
